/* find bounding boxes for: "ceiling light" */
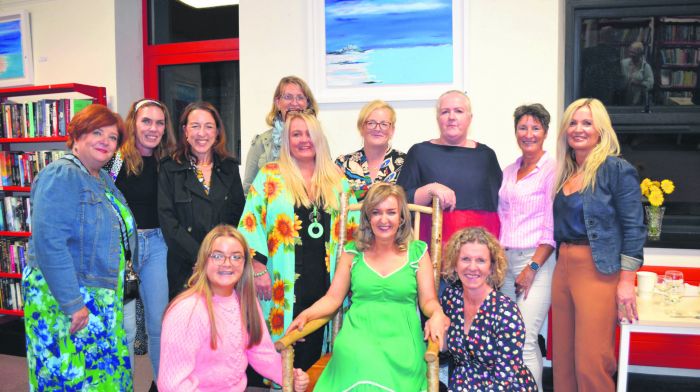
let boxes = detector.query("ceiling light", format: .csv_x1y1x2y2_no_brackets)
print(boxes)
177,0,239,8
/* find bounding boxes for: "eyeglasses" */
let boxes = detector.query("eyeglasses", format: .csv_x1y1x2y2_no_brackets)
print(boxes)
365,120,392,131
208,252,244,266
280,94,308,103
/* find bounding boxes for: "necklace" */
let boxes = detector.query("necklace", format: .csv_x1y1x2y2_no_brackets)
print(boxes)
307,204,324,239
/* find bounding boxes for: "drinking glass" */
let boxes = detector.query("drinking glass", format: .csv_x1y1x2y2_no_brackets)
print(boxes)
663,270,684,310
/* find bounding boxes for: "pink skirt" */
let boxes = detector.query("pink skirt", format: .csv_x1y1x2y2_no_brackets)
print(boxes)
419,209,500,247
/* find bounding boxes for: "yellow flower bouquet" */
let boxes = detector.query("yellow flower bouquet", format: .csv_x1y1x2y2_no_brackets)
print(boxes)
640,178,675,240
640,178,675,207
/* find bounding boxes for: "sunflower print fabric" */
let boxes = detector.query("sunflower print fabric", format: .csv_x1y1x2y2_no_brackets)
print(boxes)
238,162,359,342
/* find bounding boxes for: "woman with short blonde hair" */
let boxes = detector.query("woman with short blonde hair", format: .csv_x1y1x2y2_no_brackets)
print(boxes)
440,227,536,390
336,99,406,201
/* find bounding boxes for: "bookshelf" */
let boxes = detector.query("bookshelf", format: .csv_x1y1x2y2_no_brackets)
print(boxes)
655,17,700,103
0,83,106,316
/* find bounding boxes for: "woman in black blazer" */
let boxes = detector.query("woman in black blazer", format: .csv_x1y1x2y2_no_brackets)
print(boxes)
158,101,245,298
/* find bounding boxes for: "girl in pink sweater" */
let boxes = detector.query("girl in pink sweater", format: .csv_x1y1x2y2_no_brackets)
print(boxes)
158,225,308,391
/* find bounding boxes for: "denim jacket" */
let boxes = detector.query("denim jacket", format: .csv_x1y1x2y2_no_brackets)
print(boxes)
27,154,138,316
582,156,646,274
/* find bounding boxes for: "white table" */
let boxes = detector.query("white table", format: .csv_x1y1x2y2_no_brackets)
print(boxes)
617,293,700,392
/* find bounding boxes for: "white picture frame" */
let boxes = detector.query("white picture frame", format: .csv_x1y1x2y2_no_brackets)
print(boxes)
0,10,34,88
308,0,468,103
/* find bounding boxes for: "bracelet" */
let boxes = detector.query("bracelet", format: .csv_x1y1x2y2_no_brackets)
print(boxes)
254,270,267,278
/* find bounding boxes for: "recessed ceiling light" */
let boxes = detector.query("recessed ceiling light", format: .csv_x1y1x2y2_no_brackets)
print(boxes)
177,0,239,9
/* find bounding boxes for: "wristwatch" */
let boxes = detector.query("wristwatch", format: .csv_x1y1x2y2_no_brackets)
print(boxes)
528,260,541,272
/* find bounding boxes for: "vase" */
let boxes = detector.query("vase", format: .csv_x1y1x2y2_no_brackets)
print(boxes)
645,206,665,241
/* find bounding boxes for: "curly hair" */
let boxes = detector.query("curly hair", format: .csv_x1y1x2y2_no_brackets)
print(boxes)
441,227,507,289
354,183,413,252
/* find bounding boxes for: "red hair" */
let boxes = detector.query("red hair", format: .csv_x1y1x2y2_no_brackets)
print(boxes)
66,104,126,149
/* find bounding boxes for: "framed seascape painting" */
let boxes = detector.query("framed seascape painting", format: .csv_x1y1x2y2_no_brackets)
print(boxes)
0,11,33,88
308,0,467,103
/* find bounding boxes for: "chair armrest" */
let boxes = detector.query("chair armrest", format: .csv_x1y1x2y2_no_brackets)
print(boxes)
424,339,439,362
274,316,332,351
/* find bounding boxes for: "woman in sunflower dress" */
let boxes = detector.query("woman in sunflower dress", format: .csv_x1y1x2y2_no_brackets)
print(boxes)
239,112,358,382
23,105,137,391
288,183,450,391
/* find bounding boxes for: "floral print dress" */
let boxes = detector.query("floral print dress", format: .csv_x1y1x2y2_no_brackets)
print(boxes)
238,162,358,343
335,147,405,201
23,190,135,391
440,284,537,391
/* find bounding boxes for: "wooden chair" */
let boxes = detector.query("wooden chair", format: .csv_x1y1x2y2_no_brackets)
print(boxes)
274,194,443,391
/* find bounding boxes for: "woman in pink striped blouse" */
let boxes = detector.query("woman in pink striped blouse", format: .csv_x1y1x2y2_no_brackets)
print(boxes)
497,103,556,391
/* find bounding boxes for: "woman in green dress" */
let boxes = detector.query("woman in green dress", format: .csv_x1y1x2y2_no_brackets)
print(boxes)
23,104,137,391
288,183,450,391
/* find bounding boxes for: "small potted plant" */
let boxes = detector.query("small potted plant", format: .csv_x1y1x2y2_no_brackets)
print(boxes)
640,178,675,240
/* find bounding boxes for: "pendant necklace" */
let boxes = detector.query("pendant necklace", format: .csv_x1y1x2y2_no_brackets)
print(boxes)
308,204,324,239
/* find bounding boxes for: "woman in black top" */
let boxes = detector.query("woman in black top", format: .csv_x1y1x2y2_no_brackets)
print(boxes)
398,90,502,244
107,99,175,382
158,102,245,299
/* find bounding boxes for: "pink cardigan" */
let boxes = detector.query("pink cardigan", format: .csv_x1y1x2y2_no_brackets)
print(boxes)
158,292,283,391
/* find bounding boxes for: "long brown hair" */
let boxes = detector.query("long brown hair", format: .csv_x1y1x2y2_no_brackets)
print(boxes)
120,99,175,175
164,225,262,349
171,102,230,164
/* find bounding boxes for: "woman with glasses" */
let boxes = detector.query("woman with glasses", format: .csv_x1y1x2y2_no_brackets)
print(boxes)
335,100,406,201
158,102,245,299
243,76,319,194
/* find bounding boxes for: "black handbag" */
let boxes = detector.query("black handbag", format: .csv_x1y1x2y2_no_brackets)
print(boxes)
124,255,139,301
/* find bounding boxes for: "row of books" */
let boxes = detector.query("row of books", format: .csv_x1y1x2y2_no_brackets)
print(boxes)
659,69,698,88
1,98,92,139
659,23,700,42
659,48,700,67
0,150,66,187
0,239,27,275
0,278,23,311
0,196,31,232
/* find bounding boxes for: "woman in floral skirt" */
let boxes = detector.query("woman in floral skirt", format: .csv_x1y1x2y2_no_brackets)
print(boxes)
23,104,137,391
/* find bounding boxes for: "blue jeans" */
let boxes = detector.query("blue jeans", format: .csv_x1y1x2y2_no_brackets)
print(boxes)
136,228,169,380
124,299,136,366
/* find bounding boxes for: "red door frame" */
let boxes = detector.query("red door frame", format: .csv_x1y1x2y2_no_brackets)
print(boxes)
141,0,240,99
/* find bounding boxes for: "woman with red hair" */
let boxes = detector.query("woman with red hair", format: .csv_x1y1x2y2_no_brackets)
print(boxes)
23,104,138,390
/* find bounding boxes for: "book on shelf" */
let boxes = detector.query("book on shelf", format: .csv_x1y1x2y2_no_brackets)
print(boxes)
0,150,66,187
0,278,23,311
1,196,30,232
1,98,92,139
0,238,28,275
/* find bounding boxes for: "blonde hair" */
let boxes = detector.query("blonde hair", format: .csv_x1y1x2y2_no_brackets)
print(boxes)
164,225,262,350
278,112,344,210
120,99,175,176
435,90,472,119
441,227,507,289
356,100,396,133
355,183,412,252
554,98,620,193
266,76,319,126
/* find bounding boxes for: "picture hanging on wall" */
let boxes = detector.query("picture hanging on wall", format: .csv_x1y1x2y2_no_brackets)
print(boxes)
0,10,33,88
309,0,467,103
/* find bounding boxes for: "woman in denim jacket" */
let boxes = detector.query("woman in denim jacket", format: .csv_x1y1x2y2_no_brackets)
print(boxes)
23,104,138,390
551,98,646,392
